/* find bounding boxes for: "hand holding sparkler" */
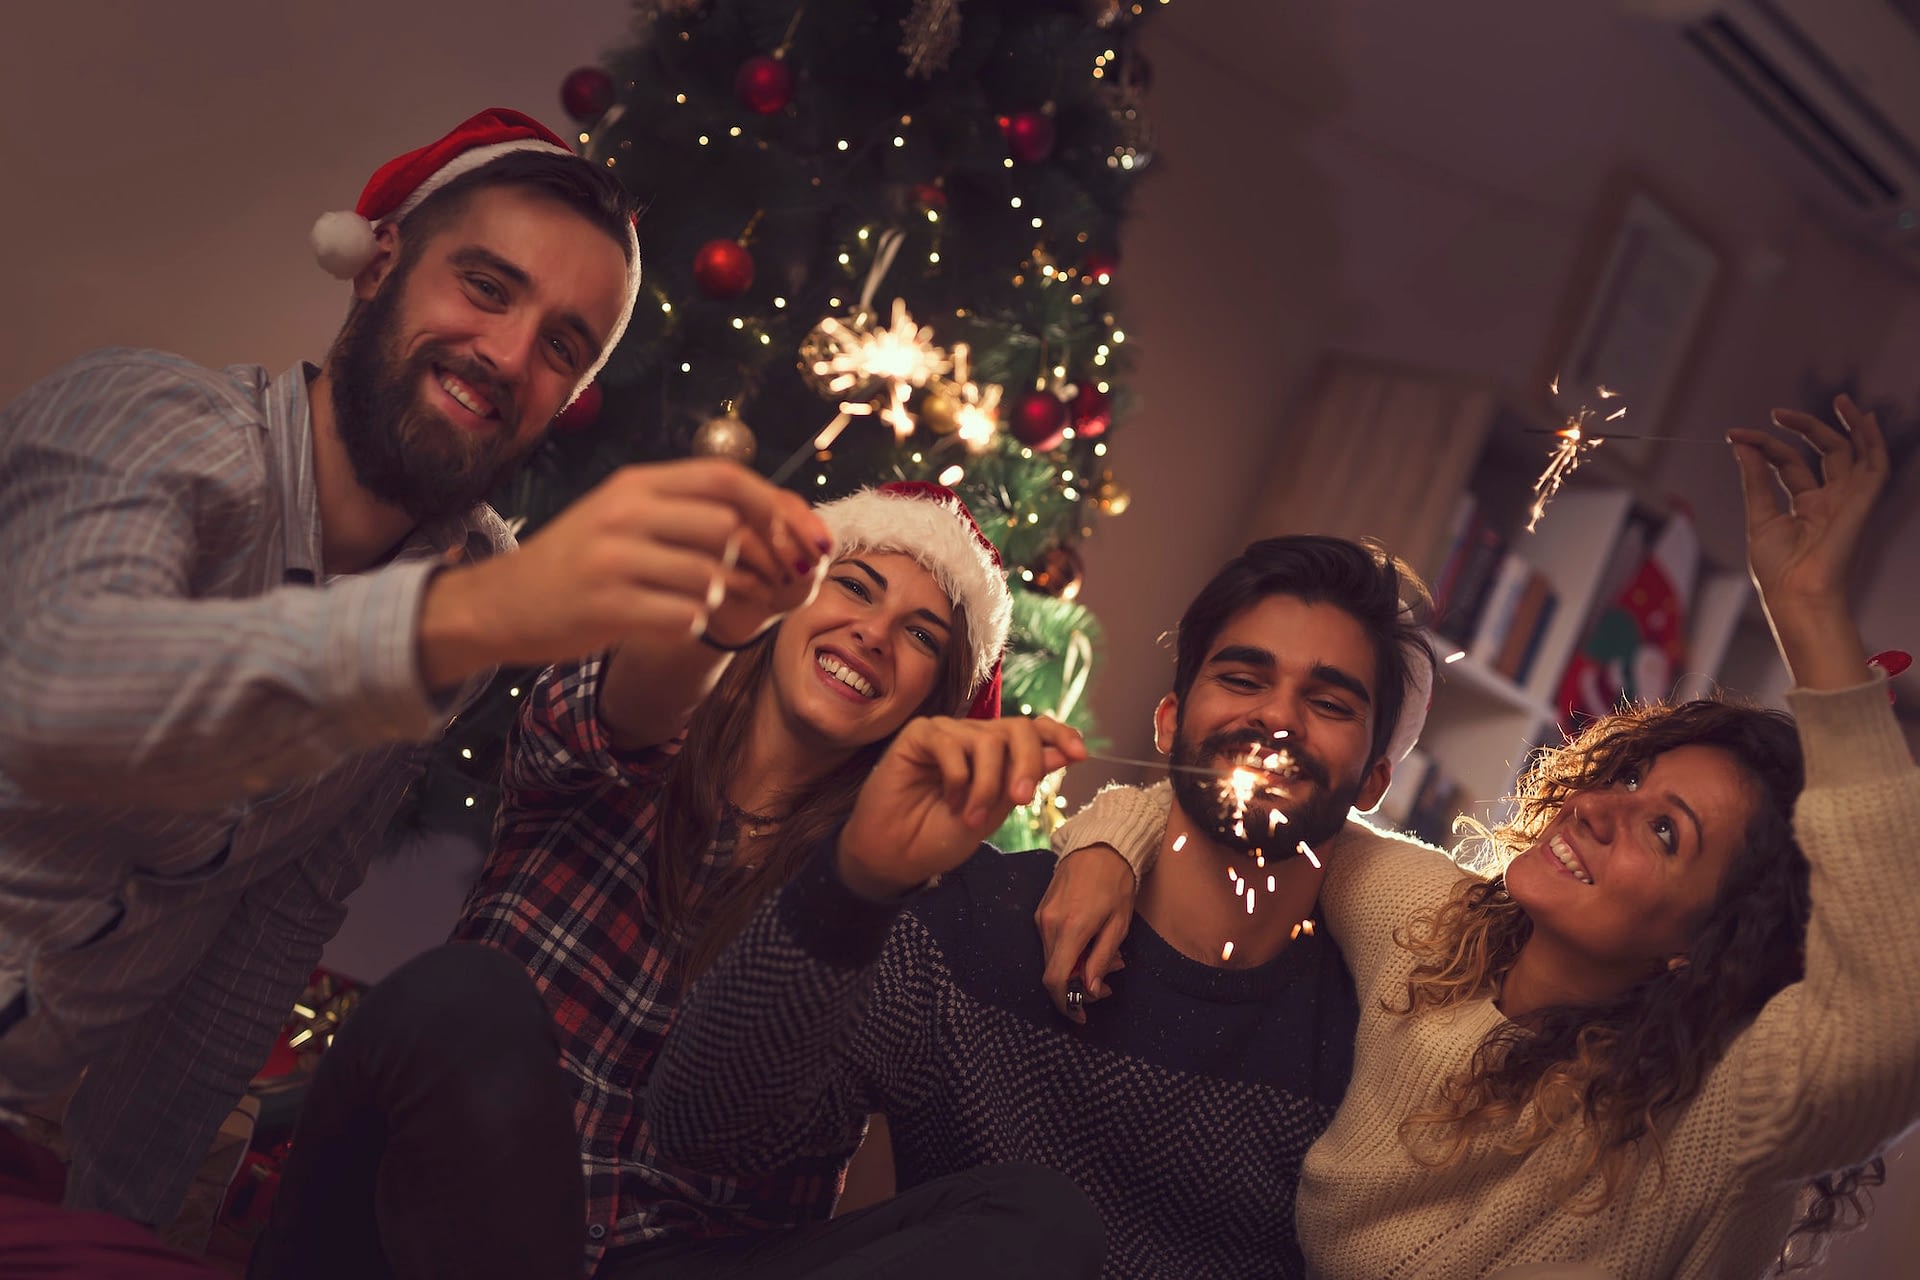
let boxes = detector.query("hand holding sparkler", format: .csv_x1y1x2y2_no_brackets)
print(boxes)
838,715,1087,900
1729,394,1887,692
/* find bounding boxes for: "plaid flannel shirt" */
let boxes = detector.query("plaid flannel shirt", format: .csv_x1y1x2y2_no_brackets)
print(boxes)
453,654,851,1271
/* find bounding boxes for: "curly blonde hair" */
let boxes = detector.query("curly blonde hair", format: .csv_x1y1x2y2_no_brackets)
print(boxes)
1391,699,1881,1269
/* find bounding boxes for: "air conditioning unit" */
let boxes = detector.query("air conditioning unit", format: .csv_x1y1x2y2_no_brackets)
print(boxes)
1638,0,1920,233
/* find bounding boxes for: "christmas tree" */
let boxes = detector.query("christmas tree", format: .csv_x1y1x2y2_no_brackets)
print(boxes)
404,0,1163,849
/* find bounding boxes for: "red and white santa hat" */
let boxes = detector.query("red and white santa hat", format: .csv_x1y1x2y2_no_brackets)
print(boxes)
311,107,642,396
817,481,1013,720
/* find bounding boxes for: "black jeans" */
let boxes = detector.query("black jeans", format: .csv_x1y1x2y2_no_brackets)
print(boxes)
249,943,583,1280
604,1162,1106,1280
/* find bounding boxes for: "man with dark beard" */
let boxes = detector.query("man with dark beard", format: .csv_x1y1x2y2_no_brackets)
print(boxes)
0,106,828,1239
641,536,1437,1278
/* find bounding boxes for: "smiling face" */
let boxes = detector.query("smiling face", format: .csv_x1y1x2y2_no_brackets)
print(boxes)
764,550,962,756
1156,594,1392,856
330,183,628,523
1505,743,1757,981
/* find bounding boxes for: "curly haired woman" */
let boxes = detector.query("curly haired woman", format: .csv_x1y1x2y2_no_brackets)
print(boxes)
1042,397,1919,1279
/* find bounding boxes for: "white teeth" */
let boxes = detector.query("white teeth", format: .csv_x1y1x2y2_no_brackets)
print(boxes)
1548,835,1592,884
817,653,877,698
440,376,491,417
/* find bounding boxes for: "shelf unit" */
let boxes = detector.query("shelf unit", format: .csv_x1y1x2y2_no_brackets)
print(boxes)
1253,354,1752,826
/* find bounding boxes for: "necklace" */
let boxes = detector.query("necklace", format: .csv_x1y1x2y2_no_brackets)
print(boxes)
725,801,785,840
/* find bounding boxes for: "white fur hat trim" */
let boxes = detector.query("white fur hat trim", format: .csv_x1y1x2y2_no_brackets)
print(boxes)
818,488,1012,690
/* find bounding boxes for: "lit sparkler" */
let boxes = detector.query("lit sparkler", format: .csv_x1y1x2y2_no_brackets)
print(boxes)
1215,742,1298,841
1526,378,1621,532
944,343,1005,451
808,297,949,448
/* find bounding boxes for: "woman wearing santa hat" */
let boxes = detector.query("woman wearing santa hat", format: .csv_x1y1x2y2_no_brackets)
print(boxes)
252,482,1098,1280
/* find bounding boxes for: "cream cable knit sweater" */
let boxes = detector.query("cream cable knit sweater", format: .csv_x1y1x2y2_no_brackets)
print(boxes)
1051,680,1920,1279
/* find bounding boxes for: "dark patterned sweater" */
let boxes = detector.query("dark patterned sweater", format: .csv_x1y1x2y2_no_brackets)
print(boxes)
647,844,1359,1279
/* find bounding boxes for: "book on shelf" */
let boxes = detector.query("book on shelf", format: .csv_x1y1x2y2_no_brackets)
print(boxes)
1434,505,1505,647
1467,552,1534,671
1494,569,1559,686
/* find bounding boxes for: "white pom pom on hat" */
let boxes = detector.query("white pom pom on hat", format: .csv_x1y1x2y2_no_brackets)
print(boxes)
311,210,379,280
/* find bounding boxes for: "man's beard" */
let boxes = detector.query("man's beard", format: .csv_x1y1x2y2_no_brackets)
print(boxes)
1168,723,1361,858
329,268,538,525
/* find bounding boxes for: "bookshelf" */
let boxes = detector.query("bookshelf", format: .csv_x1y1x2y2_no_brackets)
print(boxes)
1250,354,1751,837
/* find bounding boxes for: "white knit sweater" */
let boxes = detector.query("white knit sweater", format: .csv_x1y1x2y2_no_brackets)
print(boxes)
1051,680,1920,1279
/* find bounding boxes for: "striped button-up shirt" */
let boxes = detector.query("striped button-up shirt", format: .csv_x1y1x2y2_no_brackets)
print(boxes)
455,656,851,1273
0,348,510,1224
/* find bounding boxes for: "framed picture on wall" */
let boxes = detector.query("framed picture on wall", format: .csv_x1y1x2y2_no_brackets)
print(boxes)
1545,188,1721,470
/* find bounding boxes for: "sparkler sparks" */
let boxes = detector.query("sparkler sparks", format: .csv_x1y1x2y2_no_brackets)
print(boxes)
944,343,1006,451
1215,742,1298,838
1297,841,1320,869
1527,379,1621,531
1221,941,1234,962
807,298,949,446
1172,833,1187,853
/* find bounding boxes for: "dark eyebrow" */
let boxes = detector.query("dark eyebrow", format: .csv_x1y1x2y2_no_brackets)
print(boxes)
449,245,604,352
845,558,888,591
1664,791,1705,854
1309,662,1372,708
844,558,951,633
1207,646,1371,706
1207,644,1275,671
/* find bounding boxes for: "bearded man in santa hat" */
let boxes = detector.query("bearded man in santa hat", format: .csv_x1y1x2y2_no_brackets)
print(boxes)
0,107,827,1235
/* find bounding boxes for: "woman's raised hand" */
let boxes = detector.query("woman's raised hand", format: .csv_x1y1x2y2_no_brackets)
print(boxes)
1728,395,1889,690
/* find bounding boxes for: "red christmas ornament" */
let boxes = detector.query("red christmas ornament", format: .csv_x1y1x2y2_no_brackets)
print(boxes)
1082,248,1119,284
911,181,948,211
735,54,795,115
693,238,755,298
560,67,616,124
1011,390,1067,450
551,380,605,434
1000,109,1057,165
1070,384,1111,439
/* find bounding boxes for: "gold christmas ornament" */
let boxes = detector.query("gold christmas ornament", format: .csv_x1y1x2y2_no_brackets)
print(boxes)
920,380,963,435
798,309,878,400
691,412,759,464
1094,470,1131,516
